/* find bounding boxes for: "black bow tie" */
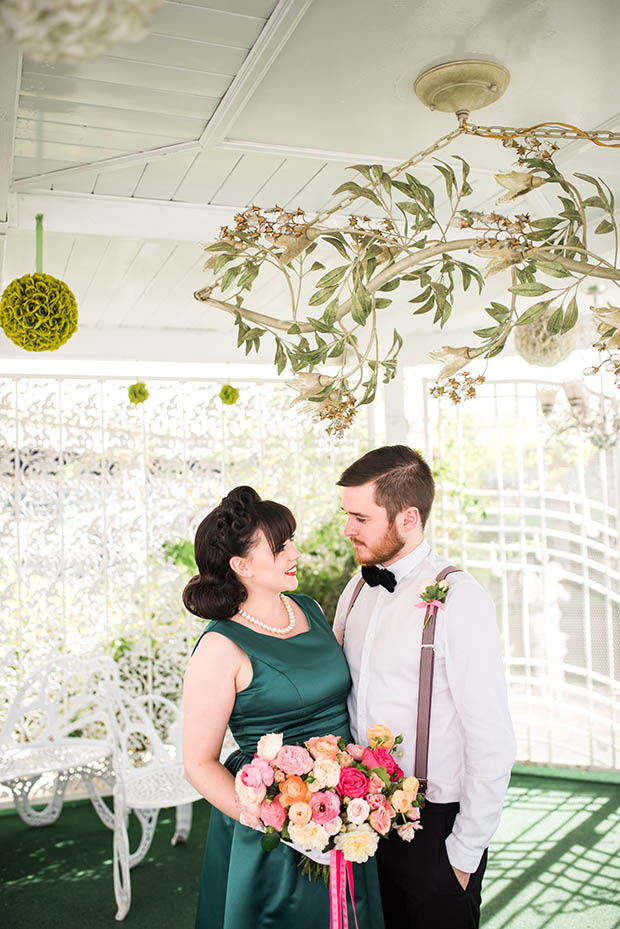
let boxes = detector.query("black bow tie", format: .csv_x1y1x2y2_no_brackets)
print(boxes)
361,564,397,592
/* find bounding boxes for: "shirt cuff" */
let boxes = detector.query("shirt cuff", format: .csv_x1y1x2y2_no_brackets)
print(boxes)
445,832,483,874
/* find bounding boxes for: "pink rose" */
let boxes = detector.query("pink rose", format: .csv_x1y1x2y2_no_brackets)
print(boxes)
368,772,386,793
289,801,313,826
235,773,266,807
361,748,380,769
239,763,264,791
407,807,421,822
367,793,385,810
275,745,314,776
337,767,369,799
346,797,370,826
369,806,391,835
373,748,395,775
309,790,341,825
260,796,286,831
346,743,365,761
250,757,275,787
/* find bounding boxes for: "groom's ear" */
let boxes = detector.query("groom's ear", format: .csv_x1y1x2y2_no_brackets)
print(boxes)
399,505,421,533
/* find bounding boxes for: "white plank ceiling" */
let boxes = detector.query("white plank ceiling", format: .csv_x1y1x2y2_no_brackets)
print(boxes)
1,0,620,365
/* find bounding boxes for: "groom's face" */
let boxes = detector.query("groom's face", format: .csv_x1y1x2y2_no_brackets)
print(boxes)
341,481,404,566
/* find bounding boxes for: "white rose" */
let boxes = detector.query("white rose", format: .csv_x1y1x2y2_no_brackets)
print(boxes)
312,756,341,789
324,816,343,837
288,821,329,852
346,798,370,826
334,824,380,863
256,732,283,761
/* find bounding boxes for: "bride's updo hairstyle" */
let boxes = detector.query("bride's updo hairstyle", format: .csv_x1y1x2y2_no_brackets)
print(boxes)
182,485,296,621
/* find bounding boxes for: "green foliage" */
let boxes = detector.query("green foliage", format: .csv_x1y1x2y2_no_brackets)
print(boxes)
162,539,197,575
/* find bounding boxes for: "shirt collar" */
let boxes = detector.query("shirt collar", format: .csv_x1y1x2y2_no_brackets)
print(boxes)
381,538,430,583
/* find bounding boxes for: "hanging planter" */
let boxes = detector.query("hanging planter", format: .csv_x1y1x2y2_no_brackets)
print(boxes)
128,382,149,405
0,214,78,352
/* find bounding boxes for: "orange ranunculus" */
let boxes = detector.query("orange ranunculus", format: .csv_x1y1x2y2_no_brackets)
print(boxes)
278,775,311,807
367,724,394,751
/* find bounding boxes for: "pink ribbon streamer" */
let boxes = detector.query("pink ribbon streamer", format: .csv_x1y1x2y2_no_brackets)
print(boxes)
414,599,445,611
329,850,359,929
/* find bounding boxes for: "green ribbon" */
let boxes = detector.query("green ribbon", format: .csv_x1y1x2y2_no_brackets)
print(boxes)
35,213,43,274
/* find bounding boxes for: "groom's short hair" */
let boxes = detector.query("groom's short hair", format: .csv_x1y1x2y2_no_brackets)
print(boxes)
337,445,435,527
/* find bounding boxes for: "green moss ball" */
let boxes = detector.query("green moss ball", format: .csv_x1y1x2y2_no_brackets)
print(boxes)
0,273,78,352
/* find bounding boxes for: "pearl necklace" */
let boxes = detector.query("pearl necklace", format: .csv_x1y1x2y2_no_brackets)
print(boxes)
238,593,296,636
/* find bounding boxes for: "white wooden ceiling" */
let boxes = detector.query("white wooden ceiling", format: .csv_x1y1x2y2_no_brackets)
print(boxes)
1,0,619,365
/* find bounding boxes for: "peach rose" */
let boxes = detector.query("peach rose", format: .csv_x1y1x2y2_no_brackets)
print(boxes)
339,751,355,768
368,772,386,793
390,789,412,814
407,806,421,822
402,776,419,801
288,821,329,853
288,801,313,826
256,732,283,761
235,771,266,807
278,775,311,807
312,756,341,789
305,734,340,759
367,725,395,751
369,805,391,835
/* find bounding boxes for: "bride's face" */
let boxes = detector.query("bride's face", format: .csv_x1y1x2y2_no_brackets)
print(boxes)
241,529,300,593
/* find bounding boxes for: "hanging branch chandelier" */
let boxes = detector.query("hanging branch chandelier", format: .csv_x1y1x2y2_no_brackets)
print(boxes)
194,60,620,435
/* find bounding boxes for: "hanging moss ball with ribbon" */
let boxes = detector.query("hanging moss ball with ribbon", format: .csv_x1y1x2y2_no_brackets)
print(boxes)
128,382,149,405
0,272,78,352
0,213,78,353
219,384,240,405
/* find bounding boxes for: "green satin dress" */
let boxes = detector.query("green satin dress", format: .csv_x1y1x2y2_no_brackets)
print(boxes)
193,593,385,929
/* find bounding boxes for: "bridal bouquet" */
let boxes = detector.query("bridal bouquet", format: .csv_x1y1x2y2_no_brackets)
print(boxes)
235,725,423,879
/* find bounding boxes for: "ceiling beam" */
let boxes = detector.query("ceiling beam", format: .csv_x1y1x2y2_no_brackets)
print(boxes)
0,44,22,283
9,190,235,242
12,0,314,192
197,0,313,150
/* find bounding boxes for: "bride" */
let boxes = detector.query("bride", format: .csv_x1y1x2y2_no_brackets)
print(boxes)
182,485,385,929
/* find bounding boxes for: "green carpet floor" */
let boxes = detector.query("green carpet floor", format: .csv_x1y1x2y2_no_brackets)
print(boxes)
1,774,619,929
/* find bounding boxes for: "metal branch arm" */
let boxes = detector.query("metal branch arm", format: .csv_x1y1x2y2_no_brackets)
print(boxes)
195,240,620,333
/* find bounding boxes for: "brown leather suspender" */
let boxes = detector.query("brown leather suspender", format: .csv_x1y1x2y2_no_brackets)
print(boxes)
340,564,461,794
414,565,461,792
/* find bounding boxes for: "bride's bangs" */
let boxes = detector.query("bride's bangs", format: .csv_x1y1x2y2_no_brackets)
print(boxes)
259,501,296,555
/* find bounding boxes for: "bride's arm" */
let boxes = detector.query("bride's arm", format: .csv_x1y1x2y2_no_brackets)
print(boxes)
182,631,248,822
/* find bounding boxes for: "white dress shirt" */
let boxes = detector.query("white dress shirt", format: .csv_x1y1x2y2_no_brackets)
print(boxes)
335,539,516,873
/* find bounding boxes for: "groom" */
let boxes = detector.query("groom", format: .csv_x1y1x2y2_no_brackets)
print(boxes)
334,445,516,929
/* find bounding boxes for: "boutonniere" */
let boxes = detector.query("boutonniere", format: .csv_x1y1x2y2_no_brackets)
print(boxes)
415,577,449,626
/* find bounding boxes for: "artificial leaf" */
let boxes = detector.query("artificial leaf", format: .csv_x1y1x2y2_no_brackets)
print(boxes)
515,300,551,326
509,283,552,297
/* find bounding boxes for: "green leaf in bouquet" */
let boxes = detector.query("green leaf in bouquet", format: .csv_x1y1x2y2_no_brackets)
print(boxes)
261,831,281,852
373,766,391,786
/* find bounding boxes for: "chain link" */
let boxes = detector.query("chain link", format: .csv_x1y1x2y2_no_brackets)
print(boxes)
312,126,465,224
464,122,620,143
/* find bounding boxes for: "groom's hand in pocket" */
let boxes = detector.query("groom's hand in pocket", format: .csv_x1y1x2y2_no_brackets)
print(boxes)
452,866,470,890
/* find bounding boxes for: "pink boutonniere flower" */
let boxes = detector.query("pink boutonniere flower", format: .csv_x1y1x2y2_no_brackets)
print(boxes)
415,577,450,626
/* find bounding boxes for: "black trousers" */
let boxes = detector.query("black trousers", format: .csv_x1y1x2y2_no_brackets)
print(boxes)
377,801,487,929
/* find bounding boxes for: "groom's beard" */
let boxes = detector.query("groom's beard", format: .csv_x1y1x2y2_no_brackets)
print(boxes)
353,521,404,566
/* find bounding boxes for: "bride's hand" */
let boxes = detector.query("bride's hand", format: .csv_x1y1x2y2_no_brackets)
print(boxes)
239,805,265,831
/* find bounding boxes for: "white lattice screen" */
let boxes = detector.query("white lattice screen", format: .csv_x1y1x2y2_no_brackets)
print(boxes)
0,375,368,724
411,374,620,771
